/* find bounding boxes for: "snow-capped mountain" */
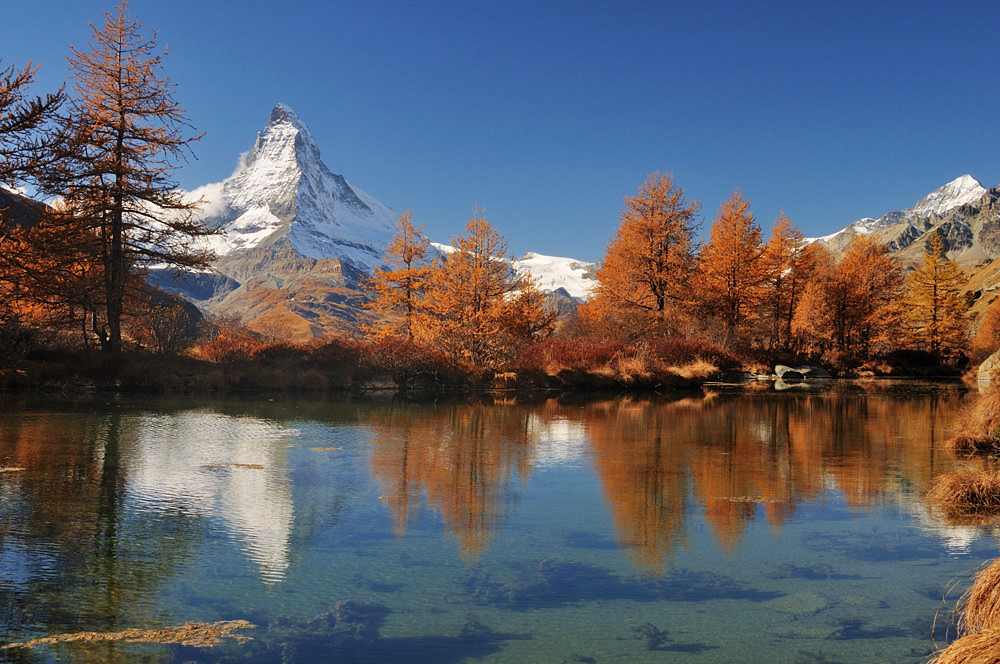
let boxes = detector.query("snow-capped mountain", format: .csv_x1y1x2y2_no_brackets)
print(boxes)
910,174,986,217
192,103,397,276
812,174,1000,264
157,104,597,340
430,242,597,301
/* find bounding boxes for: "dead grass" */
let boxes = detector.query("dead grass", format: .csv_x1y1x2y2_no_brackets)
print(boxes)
927,468,1000,516
0,467,25,473
957,559,1000,635
2,620,255,650
928,627,1000,663
614,356,651,382
947,390,1000,454
950,435,1000,455
668,359,720,380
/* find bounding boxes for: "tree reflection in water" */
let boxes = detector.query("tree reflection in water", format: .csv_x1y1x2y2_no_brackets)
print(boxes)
368,383,966,570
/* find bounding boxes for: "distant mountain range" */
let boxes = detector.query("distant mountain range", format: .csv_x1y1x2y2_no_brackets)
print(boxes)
812,174,1000,266
11,103,1000,340
152,104,598,340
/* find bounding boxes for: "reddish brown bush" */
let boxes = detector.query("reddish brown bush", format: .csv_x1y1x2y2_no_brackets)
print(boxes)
193,327,273,363
645,337,741,371
517,338,625,373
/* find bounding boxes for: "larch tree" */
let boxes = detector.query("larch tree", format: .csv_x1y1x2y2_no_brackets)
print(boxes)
973,295,1000,360
903,232,969,352
827,234,903,357
697,189,765,347
588,172,700,339
363,211,432,340
0,60,64,186
41,2,215,354
787,241,833,354
760,212,814,351
419,213,553,370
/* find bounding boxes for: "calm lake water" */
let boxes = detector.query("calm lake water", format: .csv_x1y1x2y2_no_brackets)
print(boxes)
0,382,995,663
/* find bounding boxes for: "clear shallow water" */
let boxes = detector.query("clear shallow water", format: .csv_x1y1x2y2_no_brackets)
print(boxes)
0,382,995,663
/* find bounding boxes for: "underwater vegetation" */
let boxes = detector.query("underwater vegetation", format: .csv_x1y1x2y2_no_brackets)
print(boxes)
458,558,782,610
631,622,670,649
172,598,528,664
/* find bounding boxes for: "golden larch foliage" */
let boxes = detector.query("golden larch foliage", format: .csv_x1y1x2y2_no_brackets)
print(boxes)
363,211,432,341
697,189,765,347
417,212,553,370
588,172,700,340
760,211,814,351
903,232,970,352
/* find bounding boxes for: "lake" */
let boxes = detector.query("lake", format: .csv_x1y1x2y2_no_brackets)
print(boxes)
0,381,993,663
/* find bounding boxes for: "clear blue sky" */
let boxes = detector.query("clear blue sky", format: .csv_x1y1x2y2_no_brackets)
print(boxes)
5,1,1000,262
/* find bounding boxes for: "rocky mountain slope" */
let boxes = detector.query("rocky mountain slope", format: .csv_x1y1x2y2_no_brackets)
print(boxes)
813,174,1000,324
813,175,1000,266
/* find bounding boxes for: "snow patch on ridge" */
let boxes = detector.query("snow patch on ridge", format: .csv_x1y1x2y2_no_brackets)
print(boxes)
512,252,597,300
428,243,596,301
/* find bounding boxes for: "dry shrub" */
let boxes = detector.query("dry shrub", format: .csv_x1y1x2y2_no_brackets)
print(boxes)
927,468,1000,515
362,337,458,385
291,369,327,391
929,627,1000,663
195,326,272,363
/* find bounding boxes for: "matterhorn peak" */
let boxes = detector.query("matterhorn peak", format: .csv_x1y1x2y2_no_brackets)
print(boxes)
268,102,298,125
196,104,398,273
909,174,985,217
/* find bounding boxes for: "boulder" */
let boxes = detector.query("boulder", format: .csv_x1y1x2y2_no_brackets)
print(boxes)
978,349,1000,388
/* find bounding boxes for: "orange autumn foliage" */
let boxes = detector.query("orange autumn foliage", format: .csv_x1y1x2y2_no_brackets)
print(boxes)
363,211,432,341
697,189,766,347
412,213,553,371
760,211,815,351
792,234,902,359
903,232,969,352
586,172,700,340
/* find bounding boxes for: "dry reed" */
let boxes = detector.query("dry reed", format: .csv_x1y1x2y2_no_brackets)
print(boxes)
957,559,1000,635
669,359,719,380
947,390,1000,454
2,620,255,650
927,468,1000,516
928,627,1000,663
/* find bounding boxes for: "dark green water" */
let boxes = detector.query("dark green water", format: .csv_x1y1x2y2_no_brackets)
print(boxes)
0,382,993,663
